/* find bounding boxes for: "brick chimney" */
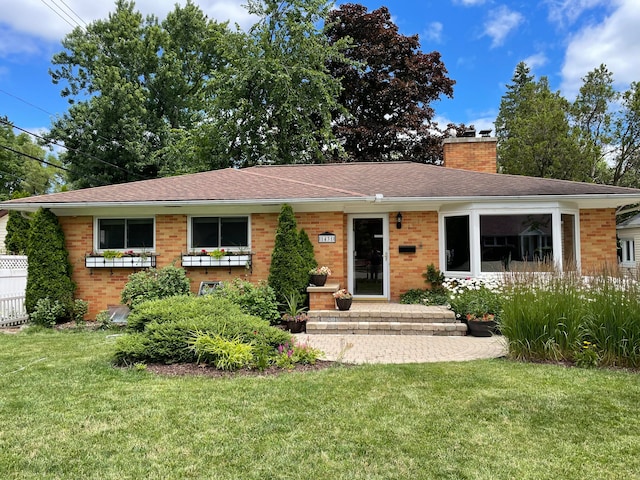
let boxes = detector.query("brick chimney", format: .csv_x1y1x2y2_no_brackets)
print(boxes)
443,136,498,174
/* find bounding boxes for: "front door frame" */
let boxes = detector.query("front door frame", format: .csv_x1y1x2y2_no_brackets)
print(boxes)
347,213,390,300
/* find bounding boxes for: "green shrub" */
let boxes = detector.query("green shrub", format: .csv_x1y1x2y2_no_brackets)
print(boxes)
206,278,280,325
29,298,67,327
189,332,254,370
268,204,306,302
400,289,448,306
72,299,89,325
121,265,191,308
25,208,75,317
4,194,31,254
112,333,151,366
274,339,322,369
113,296,292,365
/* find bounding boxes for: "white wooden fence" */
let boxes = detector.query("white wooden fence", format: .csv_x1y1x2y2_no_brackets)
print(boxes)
0,255,28,327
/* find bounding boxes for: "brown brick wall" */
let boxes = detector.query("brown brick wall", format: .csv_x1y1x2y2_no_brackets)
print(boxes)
388,211,439,301
60,211,348,319
579,208,618,272
59,206,614,317
443,138,497,174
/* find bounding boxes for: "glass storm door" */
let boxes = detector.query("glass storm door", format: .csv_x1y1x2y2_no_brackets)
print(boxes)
349,216,389,298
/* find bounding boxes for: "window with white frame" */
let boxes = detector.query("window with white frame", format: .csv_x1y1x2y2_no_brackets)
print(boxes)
621,238,635,264
97,218,154,250
441,205,579,277
190,216,249,250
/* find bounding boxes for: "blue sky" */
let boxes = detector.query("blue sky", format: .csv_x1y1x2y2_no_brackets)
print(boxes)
0,0,638,138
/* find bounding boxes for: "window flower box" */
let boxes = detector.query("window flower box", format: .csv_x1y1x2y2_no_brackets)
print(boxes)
181,253,252,269
85,254,156,269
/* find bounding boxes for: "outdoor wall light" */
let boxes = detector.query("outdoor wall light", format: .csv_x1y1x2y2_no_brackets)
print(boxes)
396,212,403,229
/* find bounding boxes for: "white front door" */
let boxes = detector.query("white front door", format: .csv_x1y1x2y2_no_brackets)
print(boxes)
348,214,389,299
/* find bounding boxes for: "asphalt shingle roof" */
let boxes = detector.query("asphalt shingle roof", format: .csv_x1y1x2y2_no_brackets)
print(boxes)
4,162,640,206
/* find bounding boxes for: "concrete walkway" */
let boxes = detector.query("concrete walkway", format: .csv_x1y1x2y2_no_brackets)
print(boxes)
294,333,508,364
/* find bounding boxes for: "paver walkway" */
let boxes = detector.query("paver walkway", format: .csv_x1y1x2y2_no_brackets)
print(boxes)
294,333,508,364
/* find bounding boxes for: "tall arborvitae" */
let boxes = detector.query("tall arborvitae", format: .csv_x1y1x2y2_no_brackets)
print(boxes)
268,204,306,303
25,208,76,316
298,228,317,280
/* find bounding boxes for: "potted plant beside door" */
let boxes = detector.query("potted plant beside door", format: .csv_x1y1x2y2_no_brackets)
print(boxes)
309,266,332,286
333,289,353,311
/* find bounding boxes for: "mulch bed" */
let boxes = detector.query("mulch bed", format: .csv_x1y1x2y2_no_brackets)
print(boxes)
143,360,341,378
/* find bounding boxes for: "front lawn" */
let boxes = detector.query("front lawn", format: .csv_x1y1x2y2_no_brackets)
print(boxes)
1,330,639,479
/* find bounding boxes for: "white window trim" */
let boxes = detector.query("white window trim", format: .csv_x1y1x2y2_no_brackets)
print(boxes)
94,216,156,253
620,237,636,266
439,203,580,278
187,215,252,253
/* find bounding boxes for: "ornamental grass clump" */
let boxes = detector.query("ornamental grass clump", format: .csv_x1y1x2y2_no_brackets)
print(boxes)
500,270,586,362
500,268,640,368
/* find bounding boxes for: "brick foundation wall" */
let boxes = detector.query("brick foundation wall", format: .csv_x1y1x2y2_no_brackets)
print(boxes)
443,137,497,174
580,208,618,272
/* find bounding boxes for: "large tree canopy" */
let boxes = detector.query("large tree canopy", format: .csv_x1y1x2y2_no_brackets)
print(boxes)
495,62,584,181
48,0,228,187
325,3,455,163
194,0,348,168
496,61,640,188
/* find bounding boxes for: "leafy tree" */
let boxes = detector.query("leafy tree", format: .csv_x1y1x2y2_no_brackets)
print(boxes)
325,3,455,163
0,119,60,199
25,208,76,318
496,64,584,180
268,204,306,303
198,0,349,168
570,64,617,183
48,0,229,187
611,81,640,187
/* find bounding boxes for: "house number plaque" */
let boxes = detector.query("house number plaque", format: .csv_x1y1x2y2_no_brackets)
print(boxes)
318,232,336,243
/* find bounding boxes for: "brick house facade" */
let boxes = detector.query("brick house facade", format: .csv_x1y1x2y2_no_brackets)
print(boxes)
4,136,640,319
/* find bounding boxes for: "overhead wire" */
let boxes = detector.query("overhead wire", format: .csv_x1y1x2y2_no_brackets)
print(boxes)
39,0,80,30
0,118,149,181
0,143,110,187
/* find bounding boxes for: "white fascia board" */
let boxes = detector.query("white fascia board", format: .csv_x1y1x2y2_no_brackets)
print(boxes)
4,193,640,215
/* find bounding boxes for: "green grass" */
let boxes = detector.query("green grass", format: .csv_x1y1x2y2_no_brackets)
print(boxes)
1,330,640,479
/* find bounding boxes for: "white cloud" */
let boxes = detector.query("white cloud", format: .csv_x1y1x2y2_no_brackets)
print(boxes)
0,0,257,46
452,0,487,5
545,0,612,26
0,26,43,58
424,22,444,43
561,0,640,99
522,52,548,70
483,6,524,48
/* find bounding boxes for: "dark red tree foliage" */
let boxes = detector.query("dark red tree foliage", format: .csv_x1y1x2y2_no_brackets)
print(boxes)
326,3,457,164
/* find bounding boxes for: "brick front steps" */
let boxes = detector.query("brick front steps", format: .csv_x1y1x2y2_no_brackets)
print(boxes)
306,304,468,336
